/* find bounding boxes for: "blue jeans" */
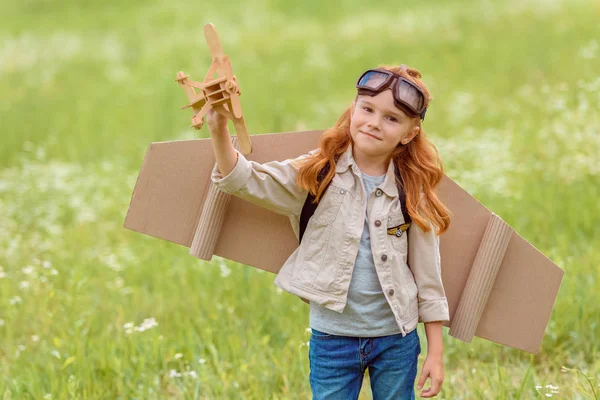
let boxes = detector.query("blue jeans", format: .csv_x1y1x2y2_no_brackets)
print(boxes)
309,328,421,400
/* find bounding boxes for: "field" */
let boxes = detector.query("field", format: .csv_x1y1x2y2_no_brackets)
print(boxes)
1,0,599,398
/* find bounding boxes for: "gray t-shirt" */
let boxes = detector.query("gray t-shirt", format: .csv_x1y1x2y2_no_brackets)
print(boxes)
309,171,401,337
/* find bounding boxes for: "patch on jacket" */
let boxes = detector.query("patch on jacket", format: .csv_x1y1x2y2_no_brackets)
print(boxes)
387,223,411,237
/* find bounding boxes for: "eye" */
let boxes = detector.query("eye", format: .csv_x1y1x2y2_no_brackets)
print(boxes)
362,107,373,112
387,116,398,123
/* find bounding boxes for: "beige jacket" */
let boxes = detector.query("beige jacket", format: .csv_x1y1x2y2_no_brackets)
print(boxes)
211,144,449,336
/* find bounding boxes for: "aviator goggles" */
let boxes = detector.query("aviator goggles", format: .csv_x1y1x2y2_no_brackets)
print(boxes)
356,68,428,120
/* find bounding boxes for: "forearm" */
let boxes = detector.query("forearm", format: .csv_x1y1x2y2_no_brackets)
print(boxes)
424,321,443,357
209,126,238,177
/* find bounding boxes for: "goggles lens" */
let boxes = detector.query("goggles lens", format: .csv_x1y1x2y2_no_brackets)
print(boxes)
396,80,424,111
357,70,389,90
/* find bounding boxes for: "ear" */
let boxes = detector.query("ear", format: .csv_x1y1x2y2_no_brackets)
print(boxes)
402,124,421,144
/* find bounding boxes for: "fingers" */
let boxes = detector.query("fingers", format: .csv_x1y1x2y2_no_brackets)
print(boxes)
206,109,229,134
416,370,428,391
207,109,227,124
419,377,443,398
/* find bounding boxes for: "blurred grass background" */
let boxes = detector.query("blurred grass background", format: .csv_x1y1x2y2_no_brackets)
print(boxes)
1,0,599,398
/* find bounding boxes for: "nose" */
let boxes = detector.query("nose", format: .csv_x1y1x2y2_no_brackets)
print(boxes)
367,116,382,130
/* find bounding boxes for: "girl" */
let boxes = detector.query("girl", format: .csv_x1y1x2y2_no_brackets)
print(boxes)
208,65,450,399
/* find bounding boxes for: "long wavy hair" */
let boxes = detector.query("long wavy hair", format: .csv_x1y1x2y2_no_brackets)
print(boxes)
293,64,451,234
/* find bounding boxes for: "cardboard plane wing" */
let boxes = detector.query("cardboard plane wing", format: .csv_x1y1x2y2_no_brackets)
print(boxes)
124,129,564,354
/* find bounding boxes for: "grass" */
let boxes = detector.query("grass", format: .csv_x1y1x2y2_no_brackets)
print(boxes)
1,0,599,398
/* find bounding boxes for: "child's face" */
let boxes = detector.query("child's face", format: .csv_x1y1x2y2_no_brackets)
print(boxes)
350,91,420,162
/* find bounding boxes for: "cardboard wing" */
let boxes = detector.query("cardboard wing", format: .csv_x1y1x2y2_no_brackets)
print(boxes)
124,129,564,354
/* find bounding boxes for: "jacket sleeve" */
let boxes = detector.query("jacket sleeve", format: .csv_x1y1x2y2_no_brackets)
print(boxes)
211,148,315,218
408,217,450,324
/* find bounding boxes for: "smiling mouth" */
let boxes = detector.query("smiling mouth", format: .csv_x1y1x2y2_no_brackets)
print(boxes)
361,131,381,140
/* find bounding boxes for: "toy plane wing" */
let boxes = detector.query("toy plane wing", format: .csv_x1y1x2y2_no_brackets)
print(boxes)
123,130,564,354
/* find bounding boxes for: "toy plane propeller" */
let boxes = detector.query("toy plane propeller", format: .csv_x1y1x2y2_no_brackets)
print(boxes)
176,23,252,154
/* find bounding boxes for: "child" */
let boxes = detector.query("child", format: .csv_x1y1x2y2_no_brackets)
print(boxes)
208,64,451,399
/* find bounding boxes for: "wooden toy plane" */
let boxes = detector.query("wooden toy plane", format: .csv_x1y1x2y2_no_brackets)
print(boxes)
176,23,252,155
123,25,564,354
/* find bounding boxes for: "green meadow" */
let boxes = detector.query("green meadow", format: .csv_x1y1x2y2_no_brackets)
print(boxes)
1,0,599,398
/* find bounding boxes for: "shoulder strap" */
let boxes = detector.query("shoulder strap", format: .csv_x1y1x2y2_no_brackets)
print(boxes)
299,163,411,244
394,166,412,226
299,163,330,243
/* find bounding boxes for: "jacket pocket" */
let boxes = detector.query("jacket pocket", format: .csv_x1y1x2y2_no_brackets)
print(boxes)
312,184,347,226
292,185,348,290
387,211,408,254
292,220,332,286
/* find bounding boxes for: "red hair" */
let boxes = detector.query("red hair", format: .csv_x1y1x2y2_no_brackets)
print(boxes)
293,64,450,234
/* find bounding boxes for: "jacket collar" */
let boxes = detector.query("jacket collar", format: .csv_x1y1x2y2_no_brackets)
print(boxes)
335,143,400,198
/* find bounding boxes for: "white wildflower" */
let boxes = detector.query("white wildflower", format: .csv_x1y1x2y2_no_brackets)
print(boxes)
9,296,23,305
44,394,52,400
186,370,198,379
31,335,40,342
198,358,206,364
20,281,30,290
102,253,122,272
22,266,35,275
0,271,5,279
0,319,4,327
174,353,183,360
125,317,158,333
169,369,181,378
136,317,158,332
219,262,232,278
123,322,134,335
42,260,52,269
51,350,61,359
17,344,26,351
50,269,58,276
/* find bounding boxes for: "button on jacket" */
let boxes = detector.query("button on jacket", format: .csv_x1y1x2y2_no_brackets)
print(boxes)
211,144,449,336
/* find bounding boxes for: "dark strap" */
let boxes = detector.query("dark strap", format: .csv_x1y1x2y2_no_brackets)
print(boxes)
299,163,330,243
299,163,411,244
394,166,412,226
